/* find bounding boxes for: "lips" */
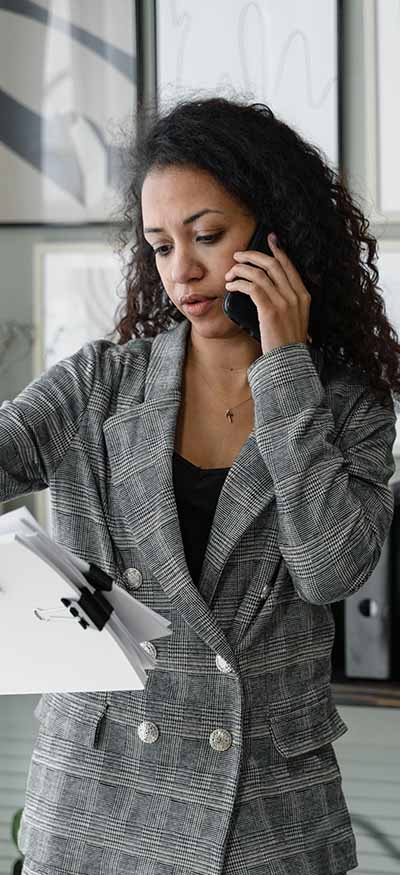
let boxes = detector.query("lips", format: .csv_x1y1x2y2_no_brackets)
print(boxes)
181,296,215,304
182,298,217,315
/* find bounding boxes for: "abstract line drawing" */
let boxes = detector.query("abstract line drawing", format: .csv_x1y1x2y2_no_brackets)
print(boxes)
0,0,137,222
157,0,338,166
237,3,336,109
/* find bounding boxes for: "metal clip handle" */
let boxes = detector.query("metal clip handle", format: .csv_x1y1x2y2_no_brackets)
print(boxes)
60,587,113,631
34,608,75,622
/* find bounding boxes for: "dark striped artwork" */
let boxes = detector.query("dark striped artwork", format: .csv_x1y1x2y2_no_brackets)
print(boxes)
0,0,137,222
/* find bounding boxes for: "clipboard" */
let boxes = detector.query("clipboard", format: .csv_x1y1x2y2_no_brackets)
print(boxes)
0,507,171,694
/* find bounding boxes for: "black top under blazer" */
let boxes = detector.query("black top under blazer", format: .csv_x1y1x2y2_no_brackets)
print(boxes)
173,451,229,585
0,316,395,875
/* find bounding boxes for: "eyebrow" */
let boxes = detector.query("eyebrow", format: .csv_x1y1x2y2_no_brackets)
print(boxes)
144,209,225,234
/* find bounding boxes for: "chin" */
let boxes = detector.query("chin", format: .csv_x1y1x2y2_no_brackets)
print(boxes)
189,317,246,340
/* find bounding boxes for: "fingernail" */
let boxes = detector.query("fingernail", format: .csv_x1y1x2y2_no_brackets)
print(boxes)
269,233,278,246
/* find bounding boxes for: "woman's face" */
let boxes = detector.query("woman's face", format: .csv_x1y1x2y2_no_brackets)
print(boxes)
141,164,257,338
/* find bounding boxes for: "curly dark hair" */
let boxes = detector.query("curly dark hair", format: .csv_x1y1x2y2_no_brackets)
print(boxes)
108,95,400,408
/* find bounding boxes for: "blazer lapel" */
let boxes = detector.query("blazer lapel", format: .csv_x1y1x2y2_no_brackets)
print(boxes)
104,319,325,660
104,320,236,667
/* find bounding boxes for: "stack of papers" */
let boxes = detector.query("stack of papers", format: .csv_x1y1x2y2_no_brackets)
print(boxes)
0,507,171,694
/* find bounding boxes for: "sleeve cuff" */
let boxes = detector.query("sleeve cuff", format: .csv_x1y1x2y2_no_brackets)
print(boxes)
247,343,324,423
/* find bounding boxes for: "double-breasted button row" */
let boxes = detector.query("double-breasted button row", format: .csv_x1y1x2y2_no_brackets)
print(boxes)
122,567,143,590
209,728,233,751
137,721,233,751
140,641,157,658
137,721,159,743
215,654,234,674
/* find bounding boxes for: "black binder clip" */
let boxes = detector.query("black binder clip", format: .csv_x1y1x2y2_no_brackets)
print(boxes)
60,564,114,631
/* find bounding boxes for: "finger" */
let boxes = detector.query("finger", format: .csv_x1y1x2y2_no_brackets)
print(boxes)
232,250,297,296
234,245,306,297
226,262,297,304
267,237,309,296
224,277,285,308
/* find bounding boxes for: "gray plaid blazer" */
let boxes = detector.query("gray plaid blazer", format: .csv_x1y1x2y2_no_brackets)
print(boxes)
0,318,396,875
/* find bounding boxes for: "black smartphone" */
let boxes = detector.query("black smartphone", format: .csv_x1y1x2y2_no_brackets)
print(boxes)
223,224,273,342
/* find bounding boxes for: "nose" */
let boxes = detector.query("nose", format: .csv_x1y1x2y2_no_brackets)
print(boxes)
169,245,204,284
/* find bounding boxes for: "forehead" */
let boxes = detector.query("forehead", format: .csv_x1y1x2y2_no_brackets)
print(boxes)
141,165,234,213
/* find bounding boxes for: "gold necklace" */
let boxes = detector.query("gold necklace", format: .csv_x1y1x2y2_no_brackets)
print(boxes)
190,359,253,424
188,334,313,423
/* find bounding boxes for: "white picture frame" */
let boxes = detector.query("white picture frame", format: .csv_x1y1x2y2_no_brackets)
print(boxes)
156,0,340,169
32,242,124,529
0,1,137,223
375,238,400,456
364,0,400,223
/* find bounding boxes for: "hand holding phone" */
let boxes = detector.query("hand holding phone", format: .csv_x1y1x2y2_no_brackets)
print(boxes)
223,225,273,342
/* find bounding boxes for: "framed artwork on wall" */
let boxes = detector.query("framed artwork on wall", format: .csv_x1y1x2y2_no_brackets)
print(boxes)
376,241,400,341
32,242,124,529
156,0,340,170
0,0,137,224
375,238,400,455
363,0,400,223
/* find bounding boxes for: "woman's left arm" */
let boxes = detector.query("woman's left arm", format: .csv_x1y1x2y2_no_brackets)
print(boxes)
228,232,396,604
247,345,396,605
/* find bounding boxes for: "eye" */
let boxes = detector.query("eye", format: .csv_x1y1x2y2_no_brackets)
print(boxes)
153,232,223,258
153,245,170,258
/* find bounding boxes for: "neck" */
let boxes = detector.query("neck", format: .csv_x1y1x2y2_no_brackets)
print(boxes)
187,326,262,373
186,326,262,398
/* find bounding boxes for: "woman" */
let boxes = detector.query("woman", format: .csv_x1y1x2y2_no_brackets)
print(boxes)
3,96,399,875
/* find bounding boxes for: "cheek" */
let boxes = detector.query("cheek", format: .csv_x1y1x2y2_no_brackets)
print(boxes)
155,266,171,294
160,280,182,309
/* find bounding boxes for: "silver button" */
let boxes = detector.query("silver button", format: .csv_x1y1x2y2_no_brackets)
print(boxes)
215,654,233,674
209,728,232,751
260,583,269,599
140,641,157,658
123,567,143,590
137,721,159,743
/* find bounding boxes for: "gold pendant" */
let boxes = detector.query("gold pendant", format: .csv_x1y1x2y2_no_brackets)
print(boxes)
225,409,234,423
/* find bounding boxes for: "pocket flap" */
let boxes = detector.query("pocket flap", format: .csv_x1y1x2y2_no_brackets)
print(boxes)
34,692,107,749
269,694,348,758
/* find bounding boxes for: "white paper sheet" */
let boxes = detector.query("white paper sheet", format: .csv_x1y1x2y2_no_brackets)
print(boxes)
0,508,172,694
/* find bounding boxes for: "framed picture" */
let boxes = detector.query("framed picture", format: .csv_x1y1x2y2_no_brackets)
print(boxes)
0,0,137,223
376,240,400,340
156,0,340,169
375,238,400,455
32,242,124,529
364,0,400,223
